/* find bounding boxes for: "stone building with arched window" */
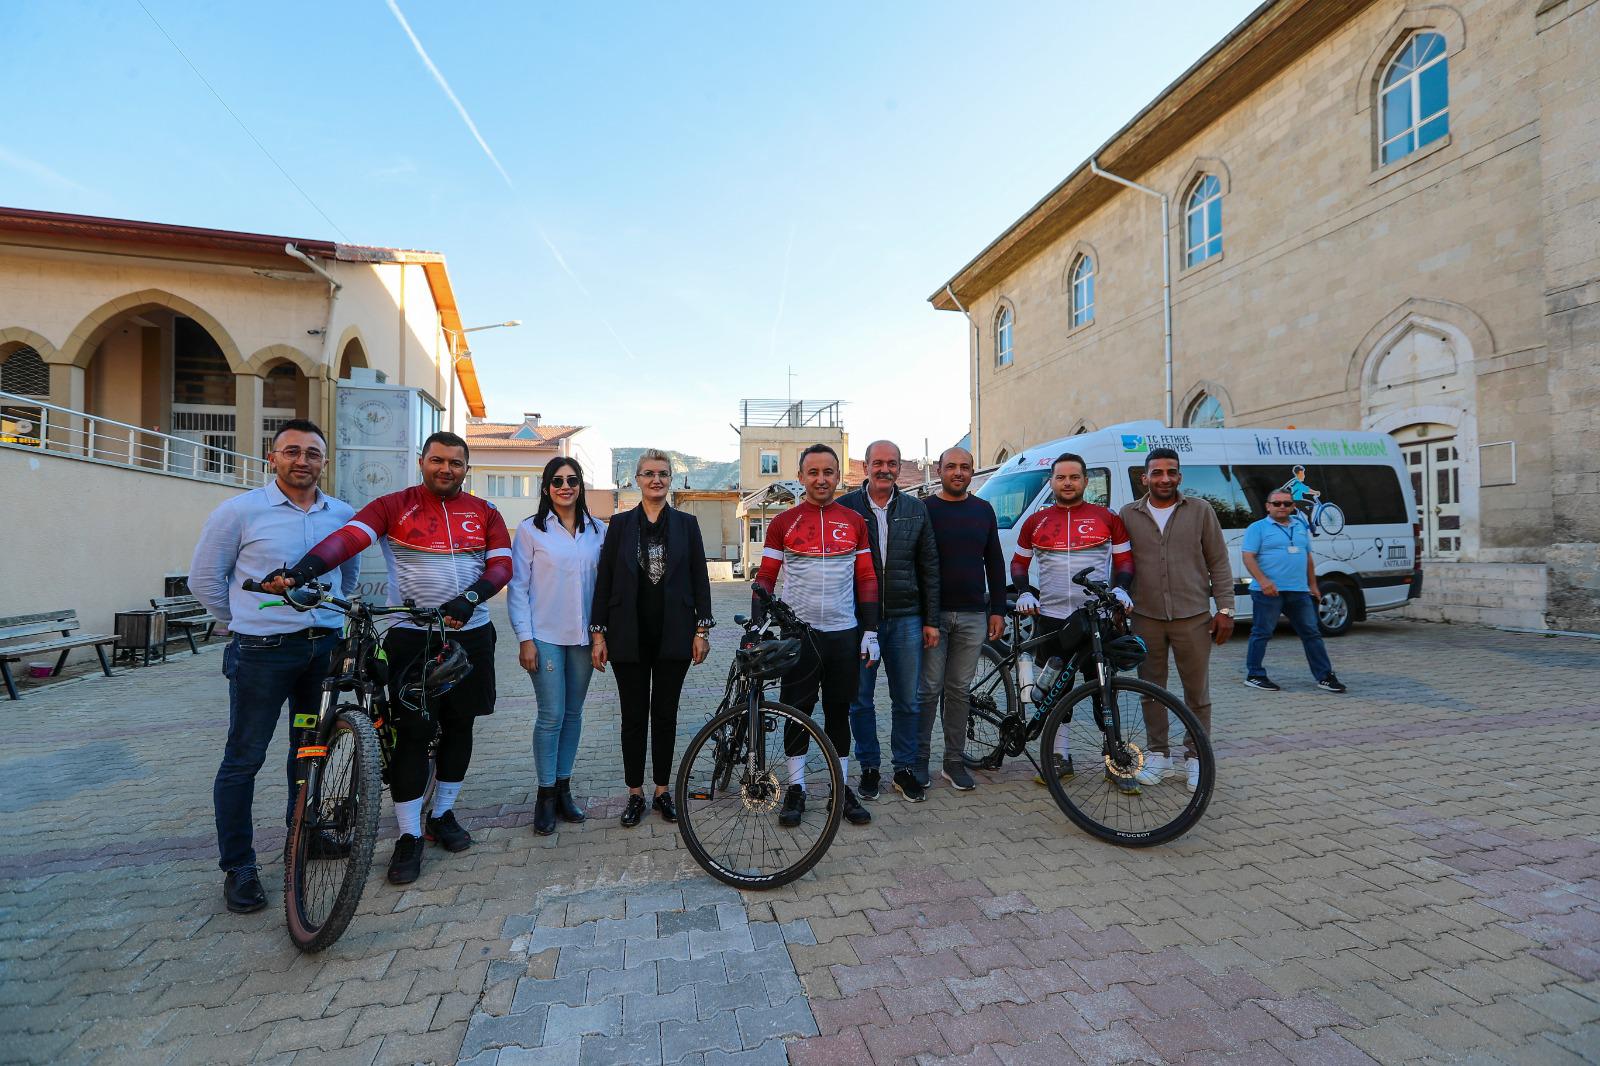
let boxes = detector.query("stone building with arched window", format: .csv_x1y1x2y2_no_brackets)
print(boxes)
930,0,1599,631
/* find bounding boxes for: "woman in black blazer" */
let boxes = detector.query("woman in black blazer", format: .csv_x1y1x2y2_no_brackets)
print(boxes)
590,450,714,827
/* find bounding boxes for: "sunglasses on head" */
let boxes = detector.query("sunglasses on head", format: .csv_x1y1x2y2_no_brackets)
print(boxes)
546,474,581,488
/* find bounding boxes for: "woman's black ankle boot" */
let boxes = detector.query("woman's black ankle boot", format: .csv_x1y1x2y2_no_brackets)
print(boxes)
555,778,586,823
533,786,558,836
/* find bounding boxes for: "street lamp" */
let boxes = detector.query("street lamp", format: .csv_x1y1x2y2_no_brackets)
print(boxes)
1089,159,1173,427
462,320,522,333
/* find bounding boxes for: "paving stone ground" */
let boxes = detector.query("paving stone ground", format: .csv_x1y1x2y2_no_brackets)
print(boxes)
2,581,1599,1064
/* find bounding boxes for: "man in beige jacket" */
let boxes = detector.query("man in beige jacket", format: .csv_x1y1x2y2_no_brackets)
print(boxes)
1119,447,1235,791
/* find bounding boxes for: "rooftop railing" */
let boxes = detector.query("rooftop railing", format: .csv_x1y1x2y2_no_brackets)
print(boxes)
739,399,842,428
0,389,269,488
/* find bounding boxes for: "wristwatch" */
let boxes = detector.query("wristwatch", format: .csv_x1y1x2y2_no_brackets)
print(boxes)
463,590,480,605
1217,607,1235,617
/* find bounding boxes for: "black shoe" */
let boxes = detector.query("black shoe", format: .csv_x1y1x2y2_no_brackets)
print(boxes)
842,787,872,826
653,791,677,823
533,787,559,836
1244,675,1281,691
914,765,932,789
893,769,926,803
387,834,423,885
425,810,472,852
305,828,351,860
857,768,880,801
941,762,976,791
1034,754,1075,786
224,866,267,914
1106,768,1143,796
778,785,805,828
1317,674,1348,694
962,752,993,772
555,778,586,823
620,794,647,828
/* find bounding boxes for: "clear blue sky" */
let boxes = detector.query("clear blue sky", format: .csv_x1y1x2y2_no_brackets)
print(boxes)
4,0,1259,463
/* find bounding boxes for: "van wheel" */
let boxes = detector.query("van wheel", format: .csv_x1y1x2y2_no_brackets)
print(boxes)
1317,579,1357,636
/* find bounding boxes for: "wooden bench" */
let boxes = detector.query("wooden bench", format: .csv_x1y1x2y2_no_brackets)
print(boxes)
0,610,117,701
150,595,219,655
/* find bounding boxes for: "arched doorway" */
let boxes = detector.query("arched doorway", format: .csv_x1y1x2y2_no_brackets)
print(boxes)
337,336,368,380
259,358,310,458
1,342,50,446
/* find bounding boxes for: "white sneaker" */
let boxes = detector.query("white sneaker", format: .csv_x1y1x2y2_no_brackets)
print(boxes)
1134,752,1171,786
1184,757,1201,793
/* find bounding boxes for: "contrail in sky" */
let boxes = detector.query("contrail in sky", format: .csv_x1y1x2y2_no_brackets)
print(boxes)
383,0,636,359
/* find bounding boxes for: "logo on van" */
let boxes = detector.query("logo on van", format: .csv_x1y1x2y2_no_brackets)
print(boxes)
1121,433,1193,453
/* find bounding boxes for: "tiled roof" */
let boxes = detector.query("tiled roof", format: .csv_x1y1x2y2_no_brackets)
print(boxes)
466,422,583,448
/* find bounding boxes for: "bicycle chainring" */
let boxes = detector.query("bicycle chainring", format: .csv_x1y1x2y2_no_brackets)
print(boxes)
997,714,1030,757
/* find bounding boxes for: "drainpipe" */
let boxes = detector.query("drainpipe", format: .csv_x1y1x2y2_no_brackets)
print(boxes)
1088,160,1173,427
286,243,343,476
944,284,981,460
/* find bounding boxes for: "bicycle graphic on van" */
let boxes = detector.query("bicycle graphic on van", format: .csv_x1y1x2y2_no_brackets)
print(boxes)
1281,465,1345,536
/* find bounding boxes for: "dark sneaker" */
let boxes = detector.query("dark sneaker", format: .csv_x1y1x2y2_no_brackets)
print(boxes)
893,769,926,803
653,792,677,823
1316,674,1348,694
1244,675,1281,691
306,828,351,860
914,766,932,789
857,768,880,801
425,810,472,852
778,785,805,828
386,834,423,885
842,787,871,825
941,762,976,791
620,794,646,828
224,865,267,914
1033,754,1074,786
1105,768,1142,796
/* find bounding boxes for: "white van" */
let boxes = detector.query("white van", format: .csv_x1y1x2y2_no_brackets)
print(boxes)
972,421,1422,635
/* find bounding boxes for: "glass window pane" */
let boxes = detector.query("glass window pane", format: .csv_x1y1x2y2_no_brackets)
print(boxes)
1207,198,1222,236
1187,211,1204,250
1419,60,1448,120
1382,86,1412,141
975,469,1050,529
1416,33,1444,63
1381,131,1415,165
1207,234,1223,258
1418,114,1448,148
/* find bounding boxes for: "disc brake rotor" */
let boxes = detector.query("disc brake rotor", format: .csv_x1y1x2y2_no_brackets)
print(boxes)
1104,741,1145,777
740,770,782,813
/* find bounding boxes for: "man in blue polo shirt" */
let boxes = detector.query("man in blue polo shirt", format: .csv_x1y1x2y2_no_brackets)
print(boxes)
1240,487,1346,693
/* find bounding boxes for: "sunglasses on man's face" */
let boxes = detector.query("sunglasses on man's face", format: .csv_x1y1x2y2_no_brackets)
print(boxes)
547,474,581,488
1268,500,1295,507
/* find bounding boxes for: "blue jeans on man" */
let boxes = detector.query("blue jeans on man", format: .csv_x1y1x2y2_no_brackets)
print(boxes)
214,630,340,873
529,640,592,786
1246,590,1332,681
848,614,924,774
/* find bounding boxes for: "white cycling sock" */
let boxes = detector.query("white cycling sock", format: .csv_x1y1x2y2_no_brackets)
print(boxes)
395,797,424,838
839,756,849,787
431,779,462,816
787,755,807,789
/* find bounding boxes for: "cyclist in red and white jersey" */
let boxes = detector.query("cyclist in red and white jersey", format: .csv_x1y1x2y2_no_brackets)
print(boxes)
752,443,878,829
263,431,511,885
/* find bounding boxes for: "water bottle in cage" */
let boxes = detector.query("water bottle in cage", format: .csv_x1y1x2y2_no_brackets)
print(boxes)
1035,656,1065,703
1017,652,1036,704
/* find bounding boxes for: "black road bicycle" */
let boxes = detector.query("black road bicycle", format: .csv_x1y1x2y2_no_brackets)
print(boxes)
243,579,450,951
964,568,1214,846
674,587,845,889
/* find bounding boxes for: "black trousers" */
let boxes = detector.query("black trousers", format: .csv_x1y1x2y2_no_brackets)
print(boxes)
614,656,690,788
384,622,497,802
779,627,859,760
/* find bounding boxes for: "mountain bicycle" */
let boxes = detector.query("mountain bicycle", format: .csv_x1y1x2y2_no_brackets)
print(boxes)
674,586,844,889
243,579,454,951
964,568,1214,846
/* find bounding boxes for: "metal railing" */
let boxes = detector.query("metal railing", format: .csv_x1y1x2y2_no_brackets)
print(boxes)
739,399,842,428
0,389,269,488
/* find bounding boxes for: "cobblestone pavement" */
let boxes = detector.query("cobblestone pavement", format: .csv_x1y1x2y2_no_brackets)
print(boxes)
3,581,1598,1064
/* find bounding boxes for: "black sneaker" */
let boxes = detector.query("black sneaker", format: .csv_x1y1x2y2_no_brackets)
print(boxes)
1317,674,1348,694
778,785,805,828
224,865,267,914
386,833,423,885
1105,768,1142,796
941,762,976,792
857,768,880,801
842,787,871,825
1033,754,1074,786
425,810,472,852
892,769,926,803
305,828,351,860
1244,675,1282,691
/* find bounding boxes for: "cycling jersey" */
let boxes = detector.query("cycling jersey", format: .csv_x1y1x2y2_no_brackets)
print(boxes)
753,501,880,632
1011,502,1133,619
300,485,513,630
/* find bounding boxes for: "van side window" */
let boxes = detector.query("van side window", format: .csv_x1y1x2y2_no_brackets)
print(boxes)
1125,464,1251,528
1235,464,1408,525
1086,467,1110,508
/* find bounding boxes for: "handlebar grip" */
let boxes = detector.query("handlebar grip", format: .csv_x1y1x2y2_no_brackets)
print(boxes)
242,579,266,593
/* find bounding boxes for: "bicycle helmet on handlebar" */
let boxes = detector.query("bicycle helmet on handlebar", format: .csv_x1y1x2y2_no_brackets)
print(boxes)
396,640,473,713
736,637,803,680
1105,633,1148,670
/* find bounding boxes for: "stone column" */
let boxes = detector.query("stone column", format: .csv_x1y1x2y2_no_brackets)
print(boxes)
46,362,85,453
234,371,263,485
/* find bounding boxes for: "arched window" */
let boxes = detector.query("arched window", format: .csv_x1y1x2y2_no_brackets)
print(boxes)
1380,32,1448,166
994,448,1010,464
0,346,49,397
1184,175,1223,268
1184,392,1226,429
995,305,1014,368
1070,255,1094,328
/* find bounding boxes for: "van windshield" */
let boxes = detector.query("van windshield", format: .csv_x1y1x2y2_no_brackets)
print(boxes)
976,468,1050,529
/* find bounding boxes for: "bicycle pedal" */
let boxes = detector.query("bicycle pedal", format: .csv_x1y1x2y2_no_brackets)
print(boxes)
689,790,713,801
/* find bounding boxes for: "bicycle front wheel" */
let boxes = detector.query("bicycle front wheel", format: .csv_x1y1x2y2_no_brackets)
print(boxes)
1038,677,1213,847
284,706,382,951
675,701,843,890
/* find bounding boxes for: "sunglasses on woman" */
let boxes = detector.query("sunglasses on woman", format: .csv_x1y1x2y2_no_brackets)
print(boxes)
546,474,581,488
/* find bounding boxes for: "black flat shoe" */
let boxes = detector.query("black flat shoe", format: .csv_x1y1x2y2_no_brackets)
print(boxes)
224,866,267,914
555,778,586,823
653,792,676,823
533,787,558,836
620,794,647,828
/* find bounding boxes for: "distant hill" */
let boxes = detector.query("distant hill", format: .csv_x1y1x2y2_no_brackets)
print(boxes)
612,447,741,491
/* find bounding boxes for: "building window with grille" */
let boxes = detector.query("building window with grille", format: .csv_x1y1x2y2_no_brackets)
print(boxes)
1184,175,1223,267
1070,256,1095,328
995,305,1014,367
1380,32,1448,166
760,451,779,476
1184,392,1226,429
0,346,49,397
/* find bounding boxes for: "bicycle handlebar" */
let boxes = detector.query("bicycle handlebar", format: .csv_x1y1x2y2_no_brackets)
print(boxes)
244,577,437,621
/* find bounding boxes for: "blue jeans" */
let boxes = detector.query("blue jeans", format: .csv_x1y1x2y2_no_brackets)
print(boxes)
1246,590,1333,681
849,615,924,773
214,630,339,873
530,640,592,786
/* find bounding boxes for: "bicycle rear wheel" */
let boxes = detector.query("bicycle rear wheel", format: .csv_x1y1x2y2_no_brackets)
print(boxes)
284,706,382,951
1038,677,1213,847
965,644,1017,769
676,701,843,890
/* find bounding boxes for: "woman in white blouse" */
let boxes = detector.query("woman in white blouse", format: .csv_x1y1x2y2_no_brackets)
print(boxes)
508,456,607,836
